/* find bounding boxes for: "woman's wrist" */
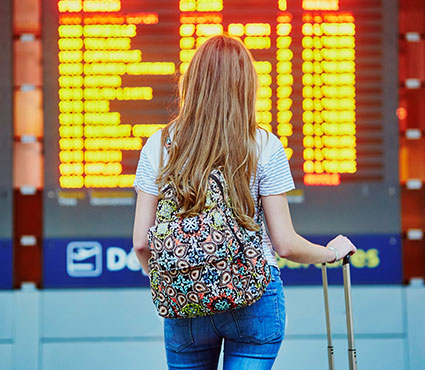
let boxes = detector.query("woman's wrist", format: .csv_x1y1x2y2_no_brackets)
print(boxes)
327,246,339,263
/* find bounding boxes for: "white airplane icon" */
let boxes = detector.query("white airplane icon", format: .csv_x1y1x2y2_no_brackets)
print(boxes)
72,247,99,261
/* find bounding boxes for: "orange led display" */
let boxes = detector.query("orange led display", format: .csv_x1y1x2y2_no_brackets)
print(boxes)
304,173,341,185
83,24,136,37
132,124,166,138
278,0,287,11
179,0,224,74
244,37,271,50
301,8,356,185
59,15,83,25
58,1,83,13
55,0,362,189
82,13,158,25
302,0,339,11
228,23,244,37
180,13,223,24
84,37,131,49
180,0,223,12
276,9,294,160
58,0,173,189
83,1,121,13
84,150,122,162
245,23,271,36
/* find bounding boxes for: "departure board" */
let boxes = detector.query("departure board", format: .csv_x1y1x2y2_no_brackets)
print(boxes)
43,0,401,287
0,0,13,289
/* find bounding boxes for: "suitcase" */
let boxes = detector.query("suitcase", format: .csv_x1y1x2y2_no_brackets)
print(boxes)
321,255,358,370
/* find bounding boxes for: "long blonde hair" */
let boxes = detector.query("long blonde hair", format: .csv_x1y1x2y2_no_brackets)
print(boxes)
157,35,260,231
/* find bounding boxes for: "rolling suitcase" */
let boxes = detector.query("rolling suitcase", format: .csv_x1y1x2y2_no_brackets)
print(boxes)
321,255,358,370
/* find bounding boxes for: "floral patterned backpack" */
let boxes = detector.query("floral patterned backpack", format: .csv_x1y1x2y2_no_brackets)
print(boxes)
147,168,271,319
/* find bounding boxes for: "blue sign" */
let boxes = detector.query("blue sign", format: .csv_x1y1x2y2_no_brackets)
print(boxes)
43,234,401,288
43,238,150,288
0,239,13,289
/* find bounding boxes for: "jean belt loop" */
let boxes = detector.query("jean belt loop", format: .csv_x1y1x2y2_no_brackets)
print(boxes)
270,265,279,282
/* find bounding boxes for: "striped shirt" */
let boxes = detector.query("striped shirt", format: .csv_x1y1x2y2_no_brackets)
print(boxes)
134,128,295,268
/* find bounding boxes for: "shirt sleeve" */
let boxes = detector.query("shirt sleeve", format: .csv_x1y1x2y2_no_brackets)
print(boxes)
259,142,295,196
133,146,159,196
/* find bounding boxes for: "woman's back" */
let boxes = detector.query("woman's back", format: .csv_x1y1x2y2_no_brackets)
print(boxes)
134,126,295,268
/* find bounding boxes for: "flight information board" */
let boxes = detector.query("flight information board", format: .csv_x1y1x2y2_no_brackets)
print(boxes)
0,0,13,289
43,0,400,287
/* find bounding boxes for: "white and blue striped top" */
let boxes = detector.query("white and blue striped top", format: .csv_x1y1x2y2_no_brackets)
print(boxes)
134,128,295,268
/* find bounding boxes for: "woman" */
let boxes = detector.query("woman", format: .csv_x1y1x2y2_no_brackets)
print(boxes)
133,35,356,370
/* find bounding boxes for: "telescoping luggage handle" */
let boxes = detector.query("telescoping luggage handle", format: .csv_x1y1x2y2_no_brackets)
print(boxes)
321,255,358,370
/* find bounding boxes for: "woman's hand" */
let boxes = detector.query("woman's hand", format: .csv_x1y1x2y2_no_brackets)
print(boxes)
326,235,357,263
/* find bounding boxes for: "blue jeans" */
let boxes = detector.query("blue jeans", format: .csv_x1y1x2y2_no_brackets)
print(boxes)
163,266,285,370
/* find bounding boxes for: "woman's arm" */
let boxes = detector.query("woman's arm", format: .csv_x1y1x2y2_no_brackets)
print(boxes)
262,193,356,264
132,191,158,274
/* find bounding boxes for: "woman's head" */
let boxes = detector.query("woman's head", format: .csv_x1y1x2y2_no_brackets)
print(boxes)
158,34,261,231
179,35,258,136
